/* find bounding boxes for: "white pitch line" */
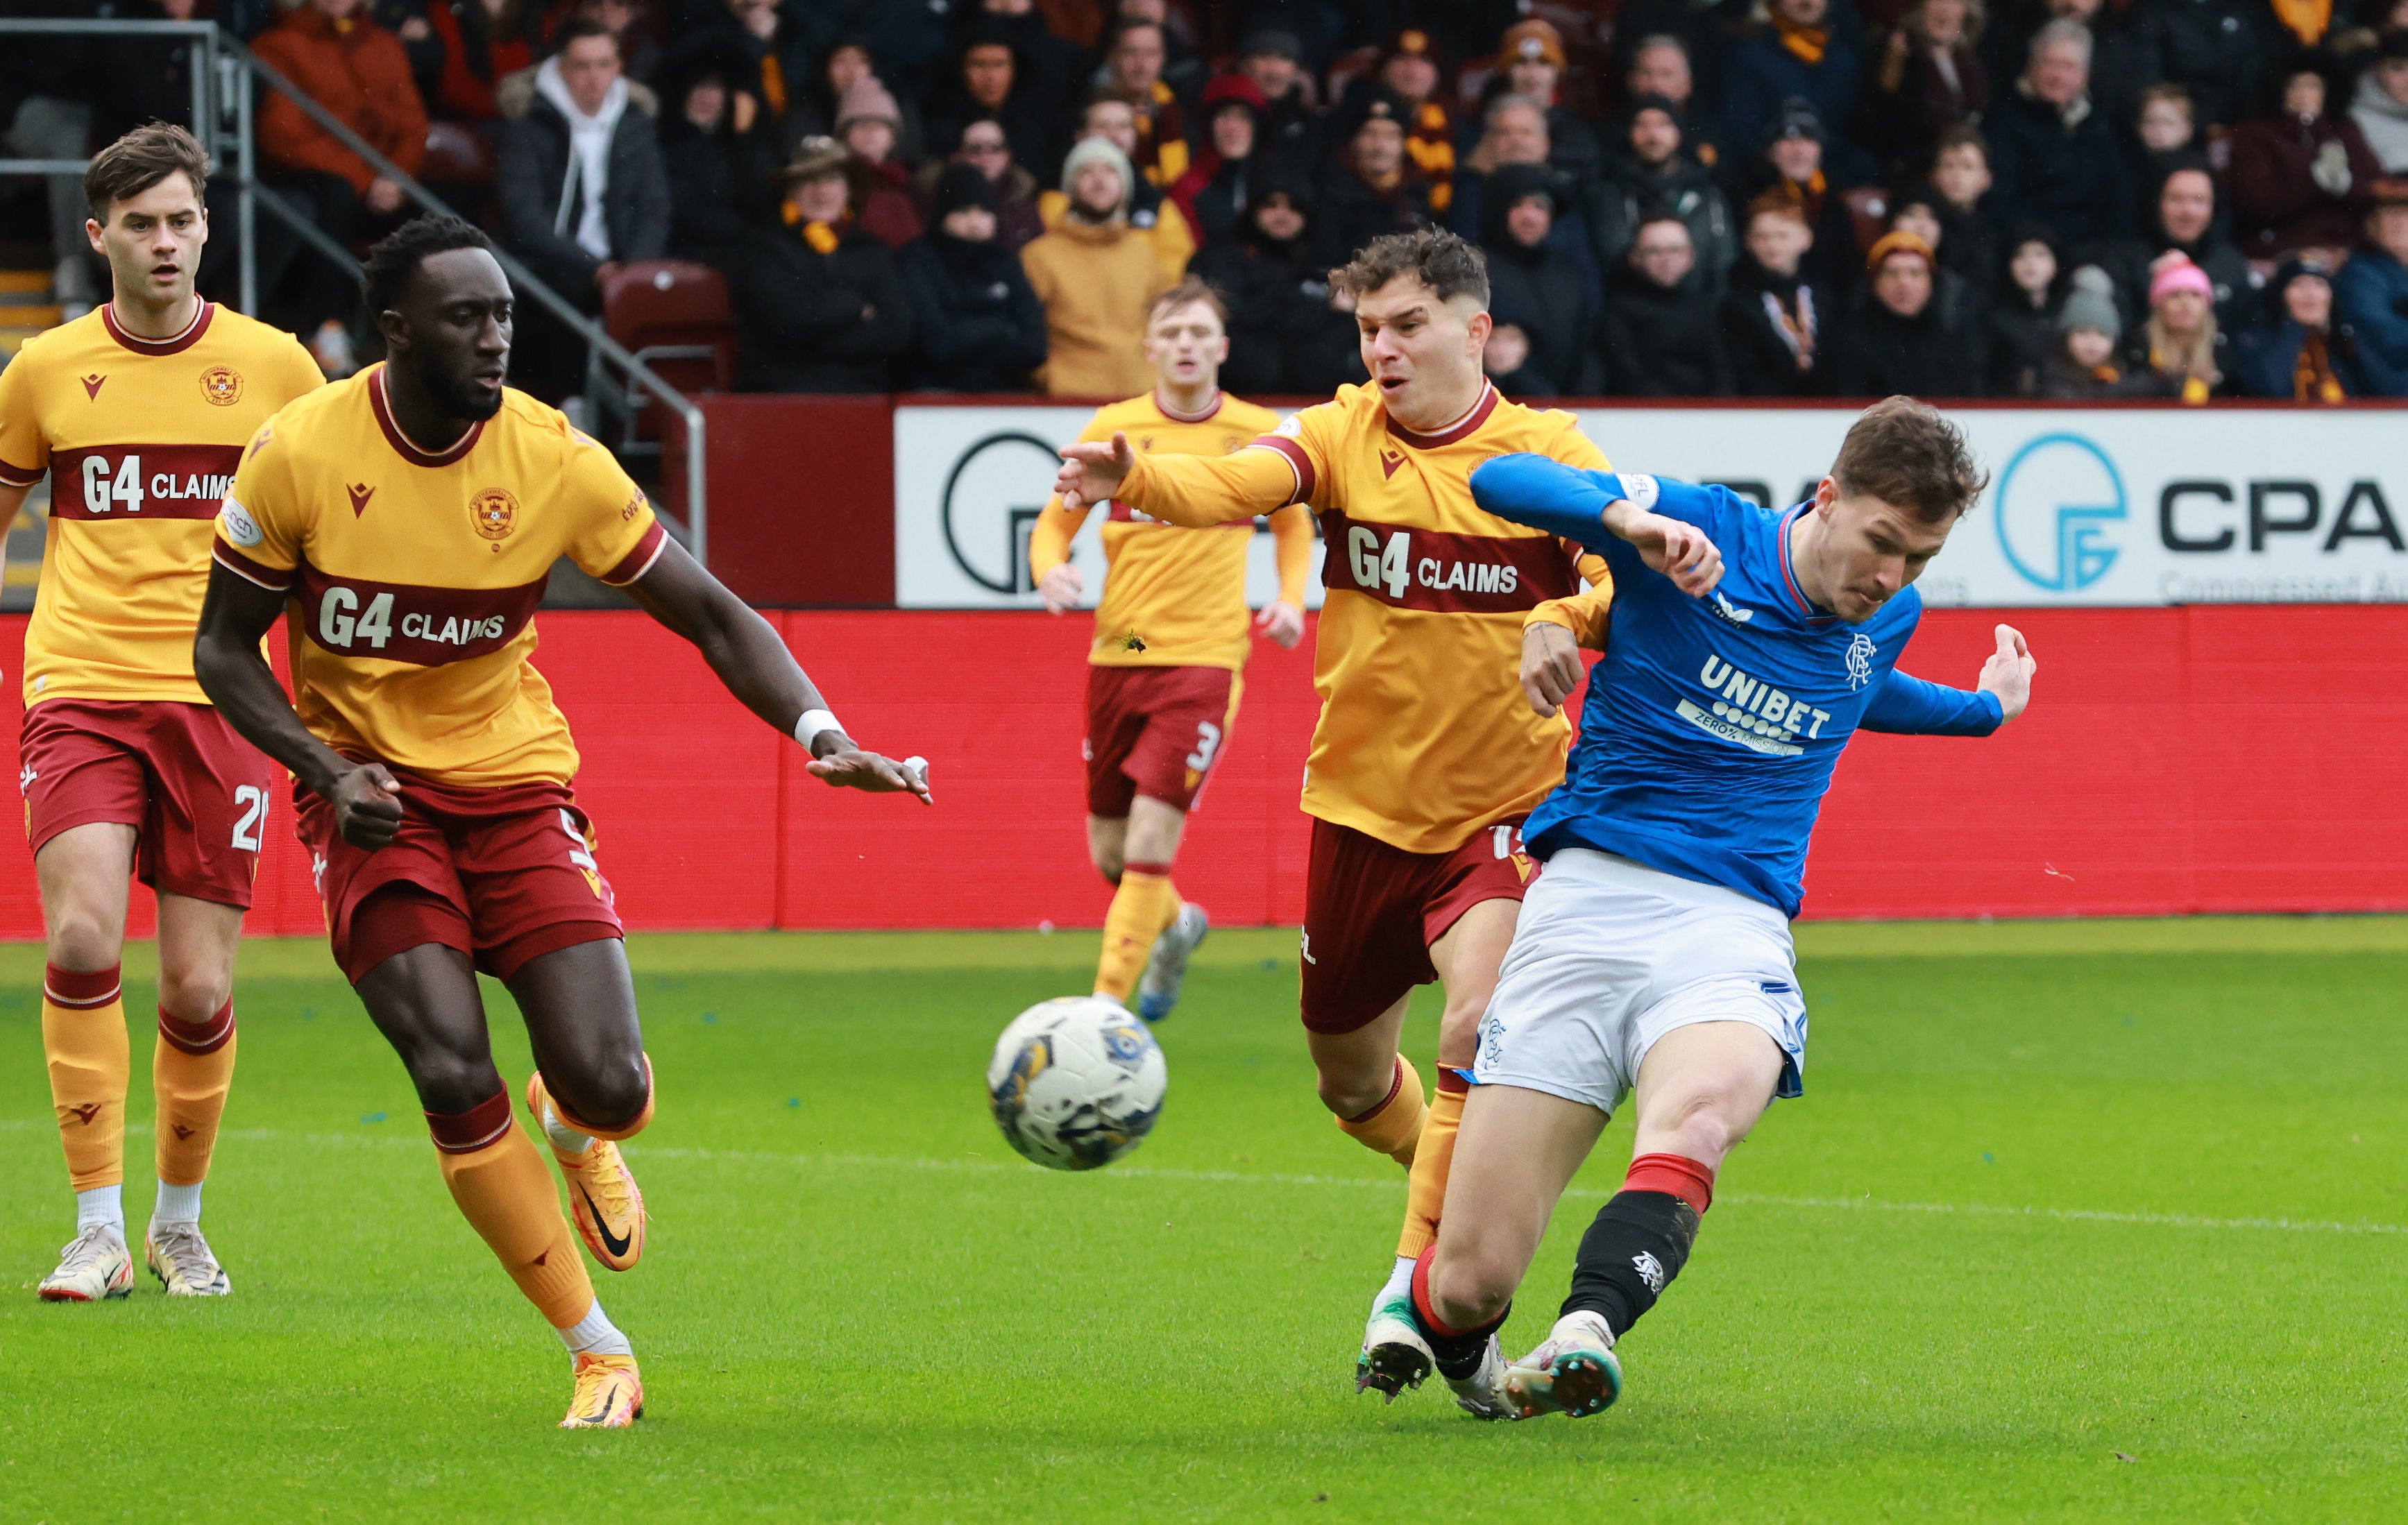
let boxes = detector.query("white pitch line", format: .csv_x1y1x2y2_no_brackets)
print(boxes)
6,1119,2401,1238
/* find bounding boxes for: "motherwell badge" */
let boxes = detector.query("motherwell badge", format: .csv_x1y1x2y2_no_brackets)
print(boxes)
470,487,520,541
200,366,243,406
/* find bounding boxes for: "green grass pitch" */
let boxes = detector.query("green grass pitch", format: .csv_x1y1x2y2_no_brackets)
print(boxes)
6,918,2408,1522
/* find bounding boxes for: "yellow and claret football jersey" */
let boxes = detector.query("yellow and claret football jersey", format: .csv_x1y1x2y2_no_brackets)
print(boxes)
1121,380,1614,855
0,301,324,706
214,365,664,788
1028,391,1312,671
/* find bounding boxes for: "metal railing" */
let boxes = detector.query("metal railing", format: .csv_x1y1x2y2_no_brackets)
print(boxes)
0,17,708,563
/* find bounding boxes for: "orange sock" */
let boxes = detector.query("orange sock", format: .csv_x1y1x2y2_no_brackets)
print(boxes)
154,1000,237,1189
43,963,128,1191
1335,1055,1427,1167
429,1091,595,1329
1396,1070,1467,1258
1094,861,1178,1003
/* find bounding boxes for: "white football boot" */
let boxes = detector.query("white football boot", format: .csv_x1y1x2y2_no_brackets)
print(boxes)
146,1221,232,1297
1136,903,1208,1023
1355,1282,1434,1402
38,1223,133,1302
1443,1333,1519,1421
1502,1309,1625,1419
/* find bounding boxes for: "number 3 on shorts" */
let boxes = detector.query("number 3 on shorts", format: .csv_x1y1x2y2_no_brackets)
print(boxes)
1186,720,1223,773
558,808,600,871
231,785,267,851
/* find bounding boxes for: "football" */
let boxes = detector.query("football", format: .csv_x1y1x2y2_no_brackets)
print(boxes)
986,997,1169,1170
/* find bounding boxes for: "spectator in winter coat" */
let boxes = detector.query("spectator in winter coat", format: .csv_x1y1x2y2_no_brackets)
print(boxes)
2351,31,2408,173
736,137,911,391
833,78,923,248
2124,85,2205,221
1883,191,1981,336
1723,0,1873,184
924,24,1062,187
1234,28,1323,174
1169,74,1269,248
794,36,924,162
1101,19,1189,190
659,58,777,273
897,165,1049,390
1314,92,1434,274
1925,126,2004,300
1985,19,2131,246
1185,166,1365,396
1827,231,1985,394
2121,0,2276,131
1334,27,1459,217
1021,136,1167,396
425,0,551,123
1597,216,1734,395
1986,225,2063,393
1622,34,1727,174
2040,266,2166,396
2130,255,2227,401
1037,96,1194,286
2094,159,2255,330
1722,195,1833,395
969,0,1085,110
1476,19,1603,180
1853,0,1990,185
2237,255,2369,398
913,117,1044,254
2229,68,2385,259
1738,100,1864,293
2334,190,2408,393
667,0,813,156
1589,96,1737,290
1481,164,1596,396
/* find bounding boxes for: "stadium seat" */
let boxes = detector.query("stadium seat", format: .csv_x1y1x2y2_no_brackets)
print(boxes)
1840,186,1890,257
595,260,737,452
1323,46,1381,105
423,121,494,187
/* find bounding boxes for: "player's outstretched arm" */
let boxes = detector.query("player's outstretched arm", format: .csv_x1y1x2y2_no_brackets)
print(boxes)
194,565,407,849
1470,456,1722,597
1055,431,1302,529
620,536,933,803
1859,627,2035,735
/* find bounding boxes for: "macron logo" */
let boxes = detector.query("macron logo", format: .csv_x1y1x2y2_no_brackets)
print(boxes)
347,483,375,516
80,374,105,400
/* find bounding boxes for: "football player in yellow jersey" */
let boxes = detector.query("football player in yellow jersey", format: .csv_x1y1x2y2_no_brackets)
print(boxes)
0,126,323,1304
1028,277,1313,1021
1054,228,1616,1415
194,216,929,1429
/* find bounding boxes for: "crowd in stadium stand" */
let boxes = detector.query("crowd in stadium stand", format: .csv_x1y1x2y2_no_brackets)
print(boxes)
12,0,2408,401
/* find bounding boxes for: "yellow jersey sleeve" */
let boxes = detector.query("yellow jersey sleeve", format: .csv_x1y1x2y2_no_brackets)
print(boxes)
0,342,49,483
1253,395,1350,510
217,423,305,587
559,432,667,586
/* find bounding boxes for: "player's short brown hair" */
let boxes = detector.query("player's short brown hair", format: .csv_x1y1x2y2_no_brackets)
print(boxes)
1829,396,1990,522
85,123,209,218
1331,227,1489,308
1148,275,1228,328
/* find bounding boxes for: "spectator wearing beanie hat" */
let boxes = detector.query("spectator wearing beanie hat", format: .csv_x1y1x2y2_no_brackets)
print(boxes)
915,117,1046,255
897,164,1050,390
835,76,923,248
1484,163,1597,395
1037,94,1196,287
1187,161,1366,396
1235,28,1323,171
2134,254,2226,401
2041,265,2163,397
1335,28,1457,214
1826,230,1986,395
1021,135,1169,396
1314,90,1435,273
1722,0,1873,185
1170,74,1270,247
1476,20,1602,180
2237,255,2371,399
2334,184,2408,394
1985,224,2064,395
1740,99,1862,294
1592,94,1737,287
735,136,913,392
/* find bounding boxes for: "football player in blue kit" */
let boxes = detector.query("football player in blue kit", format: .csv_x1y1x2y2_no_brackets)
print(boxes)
1396,397,2040,1420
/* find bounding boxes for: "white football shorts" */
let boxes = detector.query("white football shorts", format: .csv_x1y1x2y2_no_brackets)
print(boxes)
1471,848,1807,1114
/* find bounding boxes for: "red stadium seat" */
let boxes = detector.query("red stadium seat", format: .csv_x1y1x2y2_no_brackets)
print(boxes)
423,121,495,187
595,260,737,450
1840,185,1890,258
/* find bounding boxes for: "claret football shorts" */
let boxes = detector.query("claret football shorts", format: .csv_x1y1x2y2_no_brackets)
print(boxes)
19,698,277,908
1083,664,1241,817
295,765,624,985
1471,847,1808,1114
1298,815,1536,1034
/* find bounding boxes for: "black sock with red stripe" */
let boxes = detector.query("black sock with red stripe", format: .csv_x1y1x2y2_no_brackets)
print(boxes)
1560,1153,1713,1339
1411,1245,1509,1379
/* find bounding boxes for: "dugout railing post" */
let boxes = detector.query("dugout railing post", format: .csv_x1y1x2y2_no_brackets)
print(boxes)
0,17,710,567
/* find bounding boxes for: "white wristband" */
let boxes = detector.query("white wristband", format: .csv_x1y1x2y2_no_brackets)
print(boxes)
794,708,845,753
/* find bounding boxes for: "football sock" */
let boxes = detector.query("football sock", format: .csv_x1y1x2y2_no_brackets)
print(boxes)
1396,1069,1468,1258
1559,1153,1715,1340
559,1297,635,1358
538,1055,655,1143
1093,861,1178,1003
77,1184,124,1232
153,998,237,1194
42,963,128,1192
1334,1055,1426,1166
428,1090,595,1330
1368,1254,1414,1315
1411,1245,1509,1380
151,1179,203,1226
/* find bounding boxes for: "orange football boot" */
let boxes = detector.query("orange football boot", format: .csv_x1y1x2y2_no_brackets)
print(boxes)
527,1074,647,1272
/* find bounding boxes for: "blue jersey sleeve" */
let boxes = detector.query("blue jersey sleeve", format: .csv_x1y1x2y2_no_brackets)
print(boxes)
1468,457,1735,574
1858,670,2004,735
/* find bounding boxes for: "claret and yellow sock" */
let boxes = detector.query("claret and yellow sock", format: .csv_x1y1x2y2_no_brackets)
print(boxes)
43,962,129,1198
1335,1055,1427,1167
427,1090,594,1329
153,998,237,1211
1396,1068,1468,1259
1094,860,1180,1004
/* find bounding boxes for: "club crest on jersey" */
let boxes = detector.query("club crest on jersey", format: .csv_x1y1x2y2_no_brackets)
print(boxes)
470,488,520,541
1845,633,1876,690
199,366,243,406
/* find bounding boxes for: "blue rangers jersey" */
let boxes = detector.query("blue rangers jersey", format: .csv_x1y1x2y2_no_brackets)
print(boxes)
1467,455,2001,917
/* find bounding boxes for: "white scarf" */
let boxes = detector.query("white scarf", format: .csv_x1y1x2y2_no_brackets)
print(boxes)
536,56,627,262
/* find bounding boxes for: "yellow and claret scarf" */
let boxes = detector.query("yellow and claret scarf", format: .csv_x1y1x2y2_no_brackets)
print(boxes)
2089,362,2121,385
1774,11,1829,65
2269,0,2332,45
1762,286,1818,366
1774,169,1829,220
2294,330,2346,402
760,55,788,119
787,205,853,252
